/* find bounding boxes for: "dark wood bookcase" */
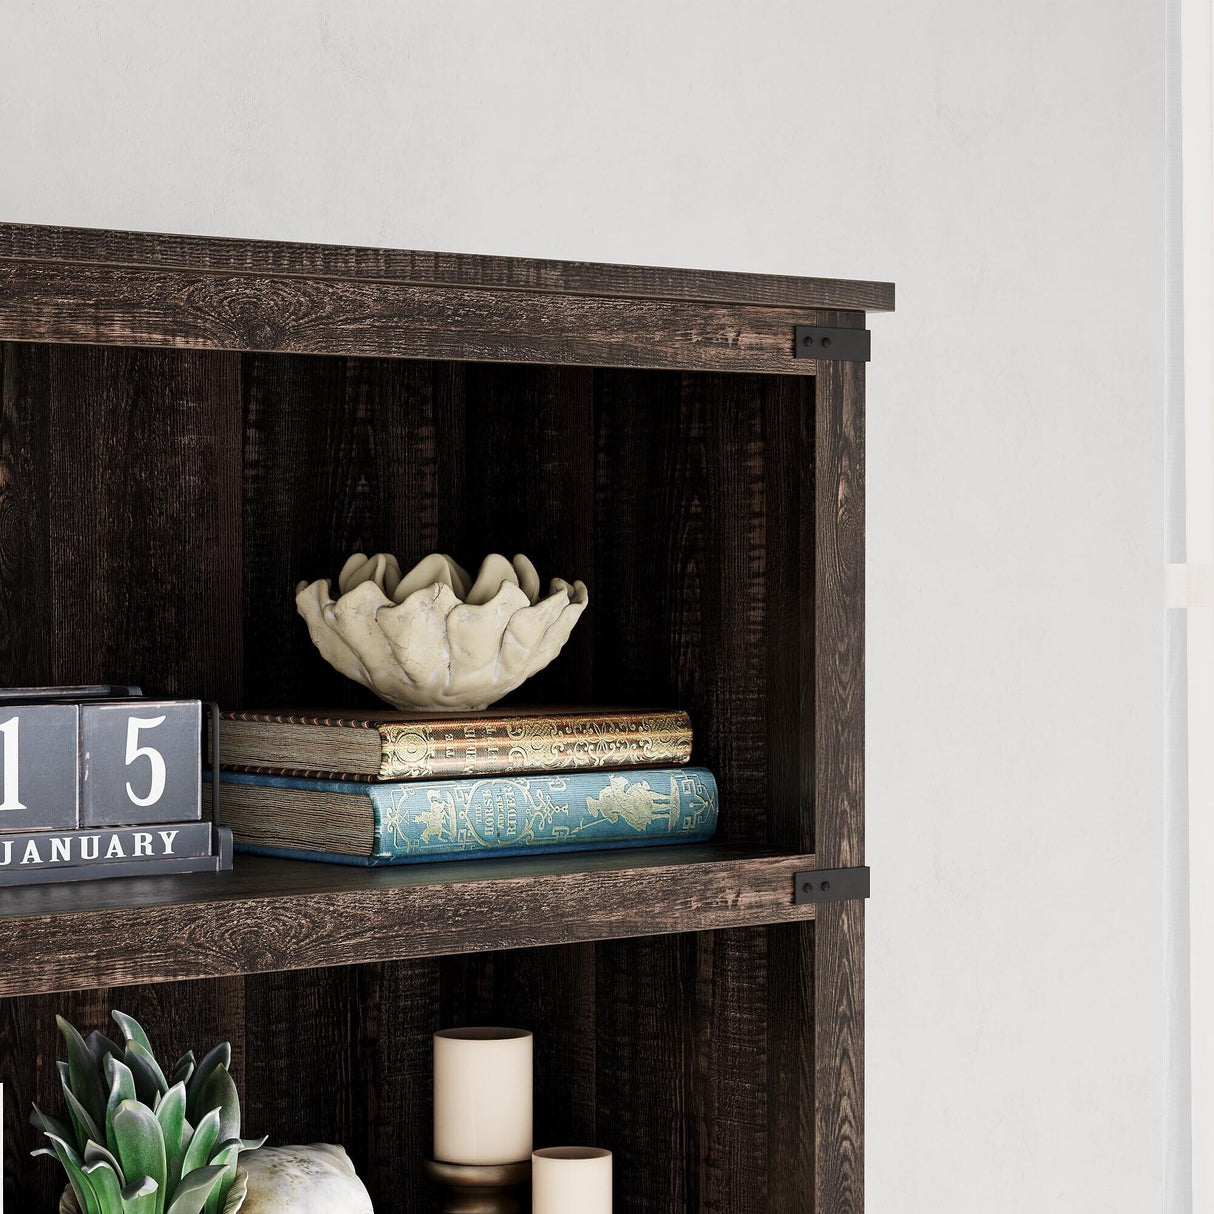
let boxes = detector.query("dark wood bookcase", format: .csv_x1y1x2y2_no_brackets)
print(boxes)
0,224,892,1212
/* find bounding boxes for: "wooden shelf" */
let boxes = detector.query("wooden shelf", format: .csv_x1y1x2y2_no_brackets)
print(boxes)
0,844,816,998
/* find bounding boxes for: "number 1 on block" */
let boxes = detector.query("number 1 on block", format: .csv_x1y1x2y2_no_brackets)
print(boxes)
0,705,79,830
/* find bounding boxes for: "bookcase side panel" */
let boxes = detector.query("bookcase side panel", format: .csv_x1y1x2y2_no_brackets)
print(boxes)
812,357,866,1214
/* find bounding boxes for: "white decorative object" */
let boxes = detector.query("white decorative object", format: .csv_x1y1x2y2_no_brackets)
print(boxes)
433,1027,533,1165
240,1145,373,1214
296,552,588,711
532,1147,613,1214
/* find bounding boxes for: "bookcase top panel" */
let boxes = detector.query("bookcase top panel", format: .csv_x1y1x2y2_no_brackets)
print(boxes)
0,222,895,313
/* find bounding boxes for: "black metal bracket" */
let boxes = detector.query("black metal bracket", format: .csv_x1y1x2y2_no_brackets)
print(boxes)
794,866,870,905
793,325,871,362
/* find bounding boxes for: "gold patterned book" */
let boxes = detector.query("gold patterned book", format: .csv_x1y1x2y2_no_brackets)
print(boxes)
218,708,693,782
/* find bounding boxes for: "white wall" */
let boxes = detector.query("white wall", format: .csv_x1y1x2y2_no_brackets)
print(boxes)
0,3,1166,1211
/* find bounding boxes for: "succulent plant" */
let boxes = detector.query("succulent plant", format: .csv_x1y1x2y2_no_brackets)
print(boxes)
31,1011,266,1214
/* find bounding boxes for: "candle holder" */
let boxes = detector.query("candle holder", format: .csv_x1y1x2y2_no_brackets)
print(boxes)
423,1158,532,1214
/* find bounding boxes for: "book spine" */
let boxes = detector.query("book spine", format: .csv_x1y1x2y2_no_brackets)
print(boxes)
219,710,693,781
374,713,693,781
0,822,213,874
365,767,717,863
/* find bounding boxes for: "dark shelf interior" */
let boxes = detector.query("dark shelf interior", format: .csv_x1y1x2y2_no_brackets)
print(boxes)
0,335,826,1213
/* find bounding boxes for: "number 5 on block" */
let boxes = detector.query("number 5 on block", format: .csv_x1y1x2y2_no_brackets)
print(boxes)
0,704,79,830
80,701,202,827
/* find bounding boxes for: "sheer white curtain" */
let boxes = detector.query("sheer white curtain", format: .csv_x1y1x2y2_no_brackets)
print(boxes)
1166,1,1213,1211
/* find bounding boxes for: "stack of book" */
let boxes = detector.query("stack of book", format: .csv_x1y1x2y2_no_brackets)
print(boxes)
215,707,717,865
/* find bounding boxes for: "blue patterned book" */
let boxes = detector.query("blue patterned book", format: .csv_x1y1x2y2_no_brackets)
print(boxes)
216,767,718,865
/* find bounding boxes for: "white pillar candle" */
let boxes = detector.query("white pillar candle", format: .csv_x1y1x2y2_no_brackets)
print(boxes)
532,1147,612,1214
433,1027,533,1165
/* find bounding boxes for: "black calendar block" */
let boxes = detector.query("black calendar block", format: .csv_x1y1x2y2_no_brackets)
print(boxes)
81,700,203,827
0,703,79,831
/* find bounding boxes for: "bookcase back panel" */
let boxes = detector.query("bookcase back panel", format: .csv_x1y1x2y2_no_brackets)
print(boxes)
1,340,814,848
0,340,818,1212
0,341,243,700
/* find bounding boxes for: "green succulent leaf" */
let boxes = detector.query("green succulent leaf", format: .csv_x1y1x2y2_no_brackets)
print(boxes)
196,1064,240,1145
180,1109,220,1181
111,1011,156,1057
126,1041,170,1098
62,1080,104,1156
155,1082,188,1194
104,1056,137,1159
185,1044,230,1125
164,1165,227,1214
125,1045,168,1107
203,1141,241,1214
121,1175,160,1214
44,1132,101,1214
112,1100,166,1214
171,1052,197,1089
84,1030,124,1068
57,1016,108,1130
83,1139,125,1180
30,1102,74,1142
208,1139,241,1167
82,1159,124,1214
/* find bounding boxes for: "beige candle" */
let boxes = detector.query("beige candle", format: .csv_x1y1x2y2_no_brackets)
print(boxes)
532,1147,612,1214
433,1027,533,1165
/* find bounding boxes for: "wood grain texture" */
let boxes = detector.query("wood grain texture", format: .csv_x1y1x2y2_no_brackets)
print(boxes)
595,933,698,1212
356,960,442,1213
0,340,248,1208
0,260,845,376
243,968,360,1163
458,362,596,703
762,376,818,1214
0,848,814,998
591,370,784,1212
693,926,770,1214
242,352,466,708
0,342,243,700
812,354,866,1214
0,222,896,312
0,343,54,686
